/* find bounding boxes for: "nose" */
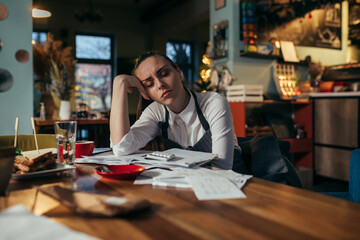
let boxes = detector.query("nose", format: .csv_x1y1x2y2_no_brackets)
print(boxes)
154,77,165,89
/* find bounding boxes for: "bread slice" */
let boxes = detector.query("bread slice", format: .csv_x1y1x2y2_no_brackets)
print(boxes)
15,151,53,166
13,151,56,174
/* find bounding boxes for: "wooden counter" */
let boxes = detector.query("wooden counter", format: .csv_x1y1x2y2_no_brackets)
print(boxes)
33,117,110,147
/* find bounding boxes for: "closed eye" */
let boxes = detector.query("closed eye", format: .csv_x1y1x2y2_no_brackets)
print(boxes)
142,79,153,88
159,69,169,77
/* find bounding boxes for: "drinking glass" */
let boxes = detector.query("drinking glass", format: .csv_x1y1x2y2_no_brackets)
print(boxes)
54,121,77,165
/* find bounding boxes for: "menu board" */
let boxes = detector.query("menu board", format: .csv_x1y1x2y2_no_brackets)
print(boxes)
253,1,342,50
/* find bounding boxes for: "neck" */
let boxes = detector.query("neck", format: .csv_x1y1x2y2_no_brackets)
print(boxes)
168,87,190,114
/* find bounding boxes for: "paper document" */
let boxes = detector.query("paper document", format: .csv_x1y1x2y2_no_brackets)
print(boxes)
0,205,98,240
188,176,247,200
75,152,147,165
75,148,215,168
134,167,252,200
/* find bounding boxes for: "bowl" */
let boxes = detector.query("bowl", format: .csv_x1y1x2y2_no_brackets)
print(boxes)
75,141,94,158
0,147,15,196
94,165,145,180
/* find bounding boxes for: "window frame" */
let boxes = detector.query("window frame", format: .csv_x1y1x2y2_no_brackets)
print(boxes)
32,29,49,44
166,39,197,84
74,31,116,111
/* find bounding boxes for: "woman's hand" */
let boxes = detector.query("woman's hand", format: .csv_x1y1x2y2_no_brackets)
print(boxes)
110,74,150,145
113,74,150,100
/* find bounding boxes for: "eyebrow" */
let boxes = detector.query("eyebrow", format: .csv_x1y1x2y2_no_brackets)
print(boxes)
140,65,169,82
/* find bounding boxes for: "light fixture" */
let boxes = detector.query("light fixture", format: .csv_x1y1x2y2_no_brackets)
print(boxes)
32,0,51,18
32,8,51,18
75,0,102,23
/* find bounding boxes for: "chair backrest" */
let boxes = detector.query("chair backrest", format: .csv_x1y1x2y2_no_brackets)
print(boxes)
237,137,291,161
0,134,56,151
349,149,360,203
236,135,302,188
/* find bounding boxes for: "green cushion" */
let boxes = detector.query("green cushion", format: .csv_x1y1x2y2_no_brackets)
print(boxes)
0,134,56,151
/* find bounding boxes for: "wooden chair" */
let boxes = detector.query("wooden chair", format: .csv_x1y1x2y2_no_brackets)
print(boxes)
0,134,56,151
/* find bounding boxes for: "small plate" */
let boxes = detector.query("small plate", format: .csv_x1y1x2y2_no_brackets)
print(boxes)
12,163,75,180
94,165,145,180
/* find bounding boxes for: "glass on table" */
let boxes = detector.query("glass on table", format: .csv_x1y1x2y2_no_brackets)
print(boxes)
54,121,77,165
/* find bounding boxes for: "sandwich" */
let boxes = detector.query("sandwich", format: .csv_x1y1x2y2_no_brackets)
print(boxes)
13,150,56,174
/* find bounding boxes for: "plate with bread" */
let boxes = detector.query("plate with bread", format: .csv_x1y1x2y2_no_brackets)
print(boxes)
12,148,75,180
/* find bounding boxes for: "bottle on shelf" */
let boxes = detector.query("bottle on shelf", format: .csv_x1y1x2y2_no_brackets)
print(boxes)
40,102,46,120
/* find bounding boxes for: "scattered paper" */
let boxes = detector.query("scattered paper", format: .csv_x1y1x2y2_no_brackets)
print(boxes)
134,167,252,200
187,176,247,200
0,205,99,240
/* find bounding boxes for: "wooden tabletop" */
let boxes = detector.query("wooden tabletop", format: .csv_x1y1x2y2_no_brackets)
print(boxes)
33,117,109,126
2,164,360,240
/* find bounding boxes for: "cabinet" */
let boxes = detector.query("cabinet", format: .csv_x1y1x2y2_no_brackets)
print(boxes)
229,101,313,168
313,96,360,181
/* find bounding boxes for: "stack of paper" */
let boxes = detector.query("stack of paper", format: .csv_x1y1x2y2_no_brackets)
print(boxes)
76,148,216,168
226,84,264,102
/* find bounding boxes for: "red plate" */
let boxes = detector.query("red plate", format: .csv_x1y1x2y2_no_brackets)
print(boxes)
94,165,145,180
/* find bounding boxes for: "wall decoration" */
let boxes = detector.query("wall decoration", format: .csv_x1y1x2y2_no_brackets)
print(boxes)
0,68,14,92
215,0,226,10
0,3,9,20
212,20,228,59
15,49,30,63
244,1,342,50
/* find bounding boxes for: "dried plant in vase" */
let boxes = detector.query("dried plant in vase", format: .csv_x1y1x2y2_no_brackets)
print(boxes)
33,33,77,119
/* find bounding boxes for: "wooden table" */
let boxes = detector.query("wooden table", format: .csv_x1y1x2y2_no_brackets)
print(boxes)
2,165,360,240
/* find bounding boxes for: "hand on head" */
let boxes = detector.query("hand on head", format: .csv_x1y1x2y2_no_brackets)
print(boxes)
113,74,150,100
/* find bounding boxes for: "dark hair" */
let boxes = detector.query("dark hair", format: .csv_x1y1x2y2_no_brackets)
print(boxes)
133,50,178,73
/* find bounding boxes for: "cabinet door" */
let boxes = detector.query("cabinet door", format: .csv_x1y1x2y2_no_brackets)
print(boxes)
314,98,358,148
315,146,351,181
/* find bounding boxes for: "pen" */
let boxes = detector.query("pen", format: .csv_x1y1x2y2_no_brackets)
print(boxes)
152,181,192,188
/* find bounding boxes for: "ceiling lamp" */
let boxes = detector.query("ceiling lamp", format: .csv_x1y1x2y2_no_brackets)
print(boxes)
75,0,102,23
32,8,51,18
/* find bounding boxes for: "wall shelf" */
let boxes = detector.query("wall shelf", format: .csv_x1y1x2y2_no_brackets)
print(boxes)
240,51,308,66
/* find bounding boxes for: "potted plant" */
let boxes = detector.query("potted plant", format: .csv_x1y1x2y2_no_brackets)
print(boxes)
33,33,77,119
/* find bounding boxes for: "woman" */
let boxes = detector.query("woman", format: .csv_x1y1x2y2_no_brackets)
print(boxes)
110,51,243,170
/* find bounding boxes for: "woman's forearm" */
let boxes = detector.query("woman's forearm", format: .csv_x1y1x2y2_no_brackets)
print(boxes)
110,75,130,145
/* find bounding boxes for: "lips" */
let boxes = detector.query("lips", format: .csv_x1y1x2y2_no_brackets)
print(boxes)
161,90,172,99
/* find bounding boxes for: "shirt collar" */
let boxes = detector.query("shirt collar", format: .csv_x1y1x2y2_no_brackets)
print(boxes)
167,89,195,126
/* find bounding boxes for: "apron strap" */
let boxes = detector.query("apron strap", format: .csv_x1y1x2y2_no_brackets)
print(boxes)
190,91,210,131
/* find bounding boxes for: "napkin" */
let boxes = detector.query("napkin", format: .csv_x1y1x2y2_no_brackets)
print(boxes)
0,204,98,240
38,185,151,217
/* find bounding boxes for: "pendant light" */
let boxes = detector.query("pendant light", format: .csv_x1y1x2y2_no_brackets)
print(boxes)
32,0,51,18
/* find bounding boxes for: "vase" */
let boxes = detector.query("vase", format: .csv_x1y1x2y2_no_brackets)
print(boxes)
59,100,71,120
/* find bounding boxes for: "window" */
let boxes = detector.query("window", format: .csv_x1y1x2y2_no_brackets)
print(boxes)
166,40,195,83
32,30,47,44
74,33,115,111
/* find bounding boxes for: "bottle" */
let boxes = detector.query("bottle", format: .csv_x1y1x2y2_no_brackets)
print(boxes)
40,102,46,120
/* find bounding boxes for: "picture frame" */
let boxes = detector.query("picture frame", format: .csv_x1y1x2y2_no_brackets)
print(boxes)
215,0,226,10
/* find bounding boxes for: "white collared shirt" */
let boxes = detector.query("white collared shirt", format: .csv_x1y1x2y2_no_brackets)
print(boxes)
111,91,239,170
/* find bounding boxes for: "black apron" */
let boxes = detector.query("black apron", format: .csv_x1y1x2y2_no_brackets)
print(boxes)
158,91,245,171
